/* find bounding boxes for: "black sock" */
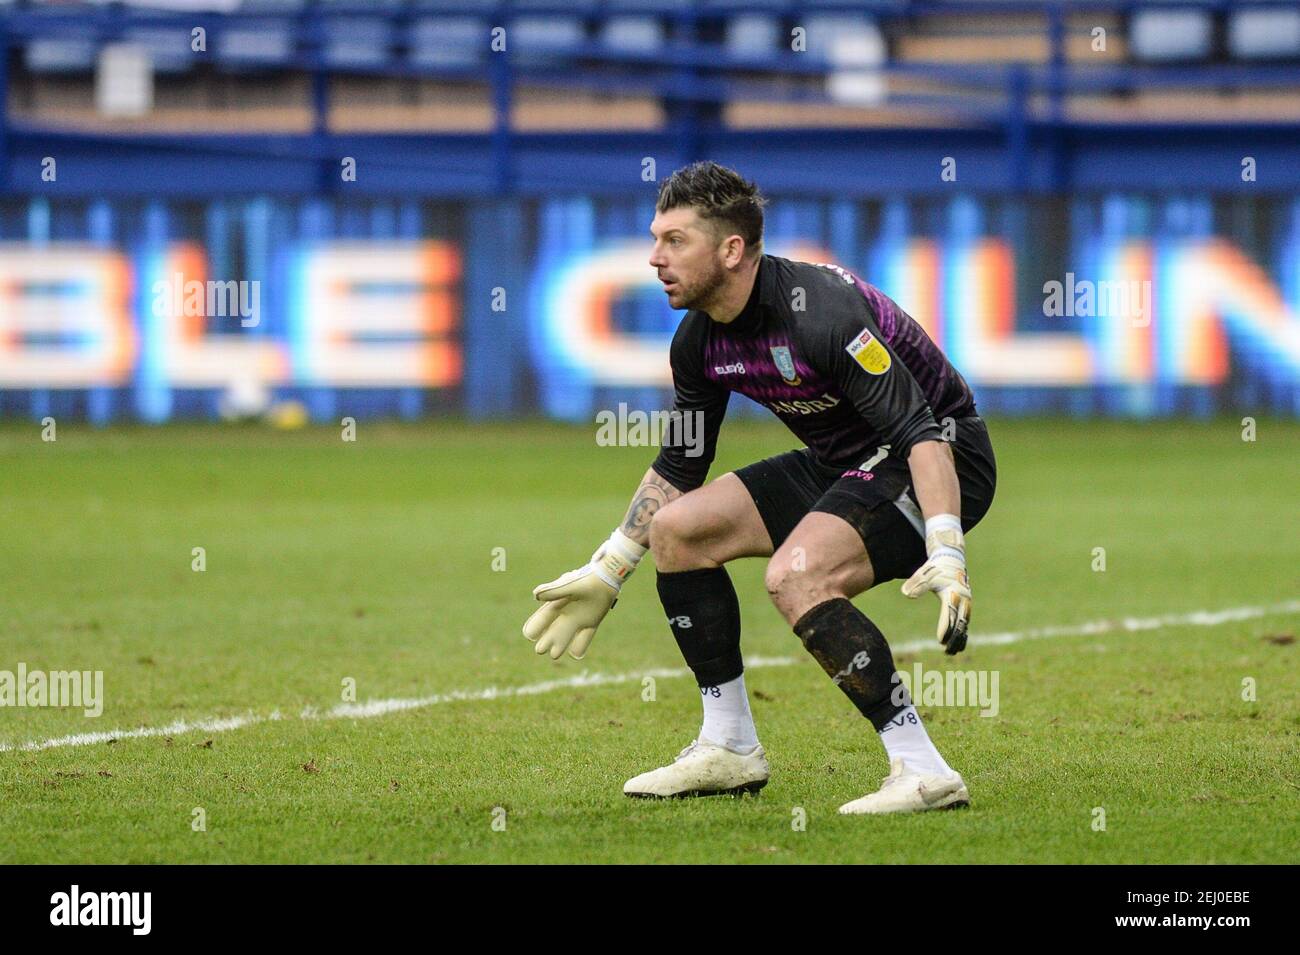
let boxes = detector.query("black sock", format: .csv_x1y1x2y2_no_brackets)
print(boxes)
793,597,911,730
655,567,743,687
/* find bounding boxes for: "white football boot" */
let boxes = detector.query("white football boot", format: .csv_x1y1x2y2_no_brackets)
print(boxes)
624,737,769,798
837,757,970,815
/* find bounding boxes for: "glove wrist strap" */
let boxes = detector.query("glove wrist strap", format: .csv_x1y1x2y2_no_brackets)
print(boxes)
593,528,646,590
923,513,965,561
606,528,648,563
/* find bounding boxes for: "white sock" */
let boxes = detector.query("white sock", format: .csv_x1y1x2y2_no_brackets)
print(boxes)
699,673,760,753
879,706,955,777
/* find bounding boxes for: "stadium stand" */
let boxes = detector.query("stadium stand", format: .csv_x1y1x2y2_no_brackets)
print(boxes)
4,0,1300,134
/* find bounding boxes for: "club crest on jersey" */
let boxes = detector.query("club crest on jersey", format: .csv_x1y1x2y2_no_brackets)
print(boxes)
770,345,801,385
846,328,891,375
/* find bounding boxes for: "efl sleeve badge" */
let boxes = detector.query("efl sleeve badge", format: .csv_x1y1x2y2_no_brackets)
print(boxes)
845,328,892,375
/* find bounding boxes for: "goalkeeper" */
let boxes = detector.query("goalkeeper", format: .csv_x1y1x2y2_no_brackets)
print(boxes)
524,162,997,815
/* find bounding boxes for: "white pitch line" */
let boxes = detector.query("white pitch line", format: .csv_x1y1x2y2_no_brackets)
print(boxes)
0,712,282,754
3,599,1297,754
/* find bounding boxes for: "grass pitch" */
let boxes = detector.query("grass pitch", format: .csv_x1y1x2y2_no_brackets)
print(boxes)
0,417,1297,863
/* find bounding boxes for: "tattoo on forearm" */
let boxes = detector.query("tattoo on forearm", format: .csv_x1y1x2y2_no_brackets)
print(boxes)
621,472,680,546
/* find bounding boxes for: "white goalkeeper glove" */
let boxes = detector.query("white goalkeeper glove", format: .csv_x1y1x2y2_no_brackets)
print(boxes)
523,529,647,661
900,514,972,655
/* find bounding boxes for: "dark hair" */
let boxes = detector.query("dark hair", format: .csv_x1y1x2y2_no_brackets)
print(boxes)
656,161,766,257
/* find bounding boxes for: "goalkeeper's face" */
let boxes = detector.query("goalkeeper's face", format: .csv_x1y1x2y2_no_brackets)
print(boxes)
649,208,729,311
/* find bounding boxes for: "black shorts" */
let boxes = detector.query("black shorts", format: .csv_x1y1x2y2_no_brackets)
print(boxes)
733,416,997,584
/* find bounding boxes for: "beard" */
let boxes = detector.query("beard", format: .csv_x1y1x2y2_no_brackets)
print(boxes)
676,254,728,311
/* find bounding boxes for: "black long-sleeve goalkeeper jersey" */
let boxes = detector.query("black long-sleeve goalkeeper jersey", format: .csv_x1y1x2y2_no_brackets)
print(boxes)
651,253,977,492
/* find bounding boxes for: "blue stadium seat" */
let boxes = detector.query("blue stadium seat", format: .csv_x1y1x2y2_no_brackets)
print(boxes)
704,0,788,10
725,13,781,57
322,18,395,69
124,28,197,75
1228,8,1300,60
24,38,97,74
235,0,306,10
802,14,885,65
511,16,587,60
411,0,500,11
1130,10,1214,62
315,0,405,9
511,0,599,9
216,20,296,68
805,0,901,7
408,17,488,69
599,15,666,54
604,0,691,11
